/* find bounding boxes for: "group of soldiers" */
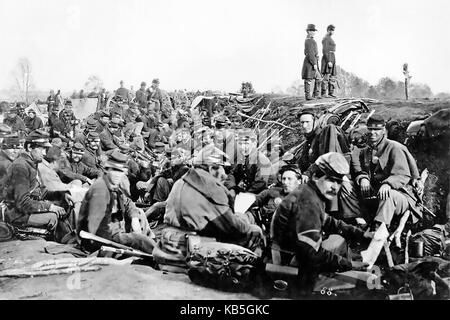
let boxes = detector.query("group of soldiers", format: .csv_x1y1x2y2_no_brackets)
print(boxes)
302,23,338,100
0,78,432,295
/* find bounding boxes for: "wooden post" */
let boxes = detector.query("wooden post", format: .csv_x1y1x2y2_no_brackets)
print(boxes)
403,63,412,100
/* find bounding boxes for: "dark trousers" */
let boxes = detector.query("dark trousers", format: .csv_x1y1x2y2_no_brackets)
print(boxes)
27,212,58,231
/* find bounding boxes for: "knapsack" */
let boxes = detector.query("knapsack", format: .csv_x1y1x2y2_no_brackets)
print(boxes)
186,241,261,293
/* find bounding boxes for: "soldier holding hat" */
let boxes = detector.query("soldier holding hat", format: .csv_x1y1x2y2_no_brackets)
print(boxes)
321,24,338,98
339,114,423,239
271,152,373,294
24,108,44,133
3,130,72,232
77,150,156,254
301,24,322,100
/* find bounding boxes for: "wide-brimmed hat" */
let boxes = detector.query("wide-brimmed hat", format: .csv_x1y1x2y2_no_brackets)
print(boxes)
26,130,52,148
306,24,318,31
104,150,128,171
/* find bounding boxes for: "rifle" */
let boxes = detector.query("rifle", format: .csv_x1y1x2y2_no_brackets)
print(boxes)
79,230,154,259
100,245,153,259
400,186,435,218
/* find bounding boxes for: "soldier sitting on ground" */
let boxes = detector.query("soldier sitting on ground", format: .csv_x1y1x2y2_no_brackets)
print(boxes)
77,150,155,254
3,130,73,233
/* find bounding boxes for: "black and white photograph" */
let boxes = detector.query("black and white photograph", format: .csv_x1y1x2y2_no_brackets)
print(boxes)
0,0,449,306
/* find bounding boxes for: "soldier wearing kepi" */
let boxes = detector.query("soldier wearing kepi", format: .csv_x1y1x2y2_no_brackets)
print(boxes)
271,152,372,295
3,130,72,232
0,134,22,178
58,143,102,185
301,24,322,100
82,132,105,171
77,150,155,254
339,114,422,239
224,128,273,197
321,24,337,98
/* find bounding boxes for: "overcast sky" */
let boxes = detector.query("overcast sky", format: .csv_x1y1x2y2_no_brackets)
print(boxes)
0,0,449,94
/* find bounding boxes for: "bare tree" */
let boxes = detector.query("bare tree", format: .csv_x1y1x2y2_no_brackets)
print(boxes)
11,57,34,104
84,75,104,94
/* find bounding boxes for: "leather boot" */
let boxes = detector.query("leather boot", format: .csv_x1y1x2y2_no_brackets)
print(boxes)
321,77,329,97
329,82,336,98
313,79,322,99
304,80,313,100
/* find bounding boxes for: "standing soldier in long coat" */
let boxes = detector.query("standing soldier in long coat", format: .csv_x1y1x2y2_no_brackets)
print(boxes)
321,24,337,98
301,24,321,100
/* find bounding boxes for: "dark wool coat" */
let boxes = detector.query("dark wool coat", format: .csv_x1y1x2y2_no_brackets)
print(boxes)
321,34,337,75
3,153,65,226
164,168,254,246
4,117,26,133
350,137,422,218
301,36,319,79
99,127,121,151
224,149,272,194
77,175,139,239
82,147,103,170
24,116,44,132
271,181,365,288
